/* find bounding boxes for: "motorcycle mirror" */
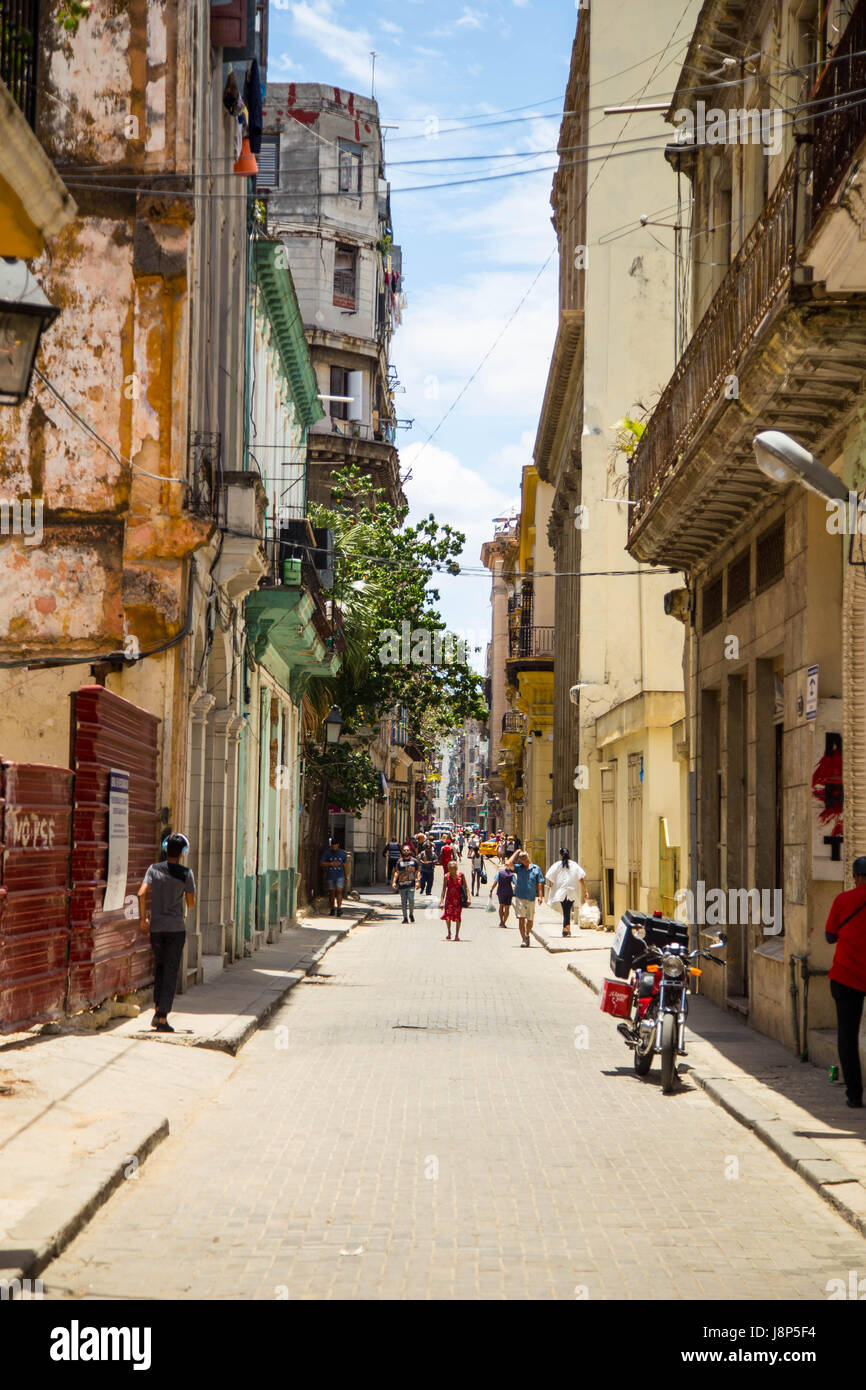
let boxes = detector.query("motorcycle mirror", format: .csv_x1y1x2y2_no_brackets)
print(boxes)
708,937,726,949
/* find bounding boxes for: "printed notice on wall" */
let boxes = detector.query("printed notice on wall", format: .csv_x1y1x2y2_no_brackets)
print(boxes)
103,768,130,911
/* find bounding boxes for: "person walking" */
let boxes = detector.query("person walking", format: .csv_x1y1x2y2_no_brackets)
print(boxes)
507,849,545,947
320,835,348,916
439,856,469,941
545,847,589,937
440,835,454,873
383,837,401,883
467,835,483,896
417,835,436,897
489,862,516,927
825,856,866,1107
392,841,420,922
457,830,465,857
137,833,195,1033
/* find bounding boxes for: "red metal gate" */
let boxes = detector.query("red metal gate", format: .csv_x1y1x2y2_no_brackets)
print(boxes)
0,761,72,1033
68,686,160,1011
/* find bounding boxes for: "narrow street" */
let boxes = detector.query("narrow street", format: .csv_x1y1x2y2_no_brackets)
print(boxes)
43,871,866,1302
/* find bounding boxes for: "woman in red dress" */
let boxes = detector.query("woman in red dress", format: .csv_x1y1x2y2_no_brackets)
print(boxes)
439,858,468,941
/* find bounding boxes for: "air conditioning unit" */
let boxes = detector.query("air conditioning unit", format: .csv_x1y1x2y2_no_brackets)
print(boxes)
312,527,335,591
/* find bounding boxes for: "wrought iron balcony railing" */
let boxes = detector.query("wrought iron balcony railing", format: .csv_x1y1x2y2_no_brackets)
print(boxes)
811,0,866,227
502,712,525,734
507,625,555,660
629,152,798,530
1,0,39,129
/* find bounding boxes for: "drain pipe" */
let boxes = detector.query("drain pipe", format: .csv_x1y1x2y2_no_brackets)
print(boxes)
791,952,829,1063
789,952,801,1059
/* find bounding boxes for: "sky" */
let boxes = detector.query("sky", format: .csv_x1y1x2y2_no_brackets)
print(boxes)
267,0,579,670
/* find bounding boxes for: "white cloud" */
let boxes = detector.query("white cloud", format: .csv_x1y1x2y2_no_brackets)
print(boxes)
456,7,488,28
291,1,396,92
513,0,530,6
269,52,301,75
487,430,536,477
413,45,442,58
394,265,557,432
379,19,403,34
400,441,518,662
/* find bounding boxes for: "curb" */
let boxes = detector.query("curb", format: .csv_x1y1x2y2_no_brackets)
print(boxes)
564,951,866,1239
123,911,374,1056
2,911,374,1292
1,1113,169,1287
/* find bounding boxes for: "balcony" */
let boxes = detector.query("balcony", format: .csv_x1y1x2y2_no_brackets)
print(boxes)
628,99,866,567
1,0,39,129
502,712,525,734
246,518,344,684
507,626,554,661
811,1,866,229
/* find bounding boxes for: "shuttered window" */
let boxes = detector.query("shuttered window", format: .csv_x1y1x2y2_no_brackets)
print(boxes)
255,134,279,188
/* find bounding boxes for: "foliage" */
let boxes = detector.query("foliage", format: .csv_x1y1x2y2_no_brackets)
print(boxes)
607,412,648,499
303,740,381,817
307,464,487,767
252,200,267,229
57,0,91,34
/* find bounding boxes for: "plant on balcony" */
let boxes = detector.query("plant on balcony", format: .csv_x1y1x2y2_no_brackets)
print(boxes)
607,411,648,499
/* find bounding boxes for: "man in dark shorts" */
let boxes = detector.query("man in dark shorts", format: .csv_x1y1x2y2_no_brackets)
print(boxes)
137,834,195,1033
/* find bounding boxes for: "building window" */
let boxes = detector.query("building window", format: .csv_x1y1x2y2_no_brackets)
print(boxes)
333,244,357,309
329,366,350,420
702,574,723,632
255,133,279,188
338,139,363,194
726,547,751,615
756,519,785,592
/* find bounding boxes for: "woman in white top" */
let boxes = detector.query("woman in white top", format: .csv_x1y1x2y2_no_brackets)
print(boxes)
545,847,589,938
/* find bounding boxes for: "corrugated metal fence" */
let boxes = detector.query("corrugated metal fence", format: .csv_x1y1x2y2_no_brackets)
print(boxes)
0,685,161,1032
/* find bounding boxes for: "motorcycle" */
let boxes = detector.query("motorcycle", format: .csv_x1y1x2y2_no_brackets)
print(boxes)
602,911,725,1093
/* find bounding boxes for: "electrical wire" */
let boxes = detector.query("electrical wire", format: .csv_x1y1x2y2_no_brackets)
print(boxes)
33,368,186,485
403,0,698,478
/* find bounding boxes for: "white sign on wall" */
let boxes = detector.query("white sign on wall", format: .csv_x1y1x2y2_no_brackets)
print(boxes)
805,664,819,721
102,768,130,911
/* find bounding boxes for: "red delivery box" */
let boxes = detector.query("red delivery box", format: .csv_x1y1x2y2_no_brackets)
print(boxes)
599,977,633,1019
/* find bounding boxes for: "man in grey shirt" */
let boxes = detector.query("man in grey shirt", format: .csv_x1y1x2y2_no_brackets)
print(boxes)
137,834,195,1032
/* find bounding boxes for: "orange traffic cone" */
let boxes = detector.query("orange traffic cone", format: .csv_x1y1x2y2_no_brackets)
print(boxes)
234,135,258,176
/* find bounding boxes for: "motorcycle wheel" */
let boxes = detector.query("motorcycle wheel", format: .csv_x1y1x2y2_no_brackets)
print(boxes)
660,1013,677,1093
633,1024,654,1076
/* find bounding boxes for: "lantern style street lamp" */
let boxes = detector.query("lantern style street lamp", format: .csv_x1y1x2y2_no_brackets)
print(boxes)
324,705,344,745
0,259,60,406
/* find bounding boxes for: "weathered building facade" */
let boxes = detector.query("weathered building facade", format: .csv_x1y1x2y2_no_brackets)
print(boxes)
533,1,693,919
260,83,405,510
0,5,349,1031
627,0,866,1050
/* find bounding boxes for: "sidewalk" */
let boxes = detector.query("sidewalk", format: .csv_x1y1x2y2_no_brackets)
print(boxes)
532,908,866,1237
0,905,373,1286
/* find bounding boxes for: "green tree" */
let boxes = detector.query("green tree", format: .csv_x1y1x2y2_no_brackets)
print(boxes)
300,466,487,896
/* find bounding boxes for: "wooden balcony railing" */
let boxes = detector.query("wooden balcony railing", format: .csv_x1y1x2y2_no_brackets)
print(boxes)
811,0,866,226
629,151,798,530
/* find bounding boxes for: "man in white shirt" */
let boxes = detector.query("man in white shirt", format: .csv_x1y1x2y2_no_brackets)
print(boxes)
545,848,589,937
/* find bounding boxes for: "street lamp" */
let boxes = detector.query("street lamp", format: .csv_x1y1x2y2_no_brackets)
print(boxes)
324,705,344,745
0,259,60,406
752,430,849,503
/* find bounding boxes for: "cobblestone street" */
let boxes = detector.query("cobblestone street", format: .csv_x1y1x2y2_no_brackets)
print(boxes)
43,879,866,1301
